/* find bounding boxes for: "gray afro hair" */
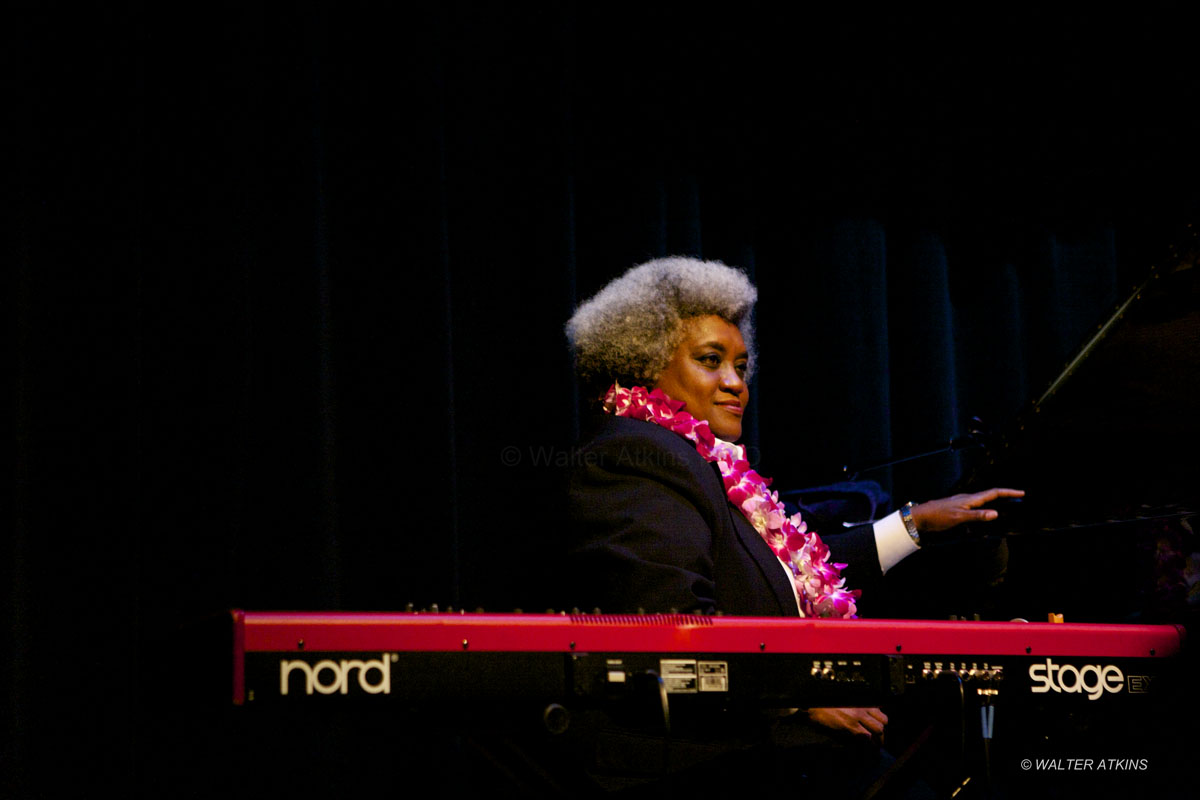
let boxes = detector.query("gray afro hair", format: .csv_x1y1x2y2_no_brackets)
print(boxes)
565,256,757,393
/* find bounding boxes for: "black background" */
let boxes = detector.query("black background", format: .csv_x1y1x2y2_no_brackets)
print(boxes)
8,3,1199,795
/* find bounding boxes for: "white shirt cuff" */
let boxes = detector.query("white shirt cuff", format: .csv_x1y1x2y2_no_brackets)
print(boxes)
873,509,919,574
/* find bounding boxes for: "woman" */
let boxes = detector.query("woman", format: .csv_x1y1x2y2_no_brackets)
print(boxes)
565,255,1022,621
562,257,1021,789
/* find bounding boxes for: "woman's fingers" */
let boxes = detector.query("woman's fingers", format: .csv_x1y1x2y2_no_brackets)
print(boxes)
913,489,1025,532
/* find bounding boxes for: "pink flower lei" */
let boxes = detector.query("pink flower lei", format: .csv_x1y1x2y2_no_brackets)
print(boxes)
603,383,859,619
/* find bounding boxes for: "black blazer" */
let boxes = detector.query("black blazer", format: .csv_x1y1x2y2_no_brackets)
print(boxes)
565,415,882,616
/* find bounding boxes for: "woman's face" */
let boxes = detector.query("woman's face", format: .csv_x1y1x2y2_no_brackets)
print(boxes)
653,315,749,441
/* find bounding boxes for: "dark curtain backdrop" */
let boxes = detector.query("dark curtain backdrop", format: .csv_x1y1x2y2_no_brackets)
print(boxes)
8,3,1199,795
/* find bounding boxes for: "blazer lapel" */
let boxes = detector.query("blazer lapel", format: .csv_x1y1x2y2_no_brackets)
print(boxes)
713,464,800,617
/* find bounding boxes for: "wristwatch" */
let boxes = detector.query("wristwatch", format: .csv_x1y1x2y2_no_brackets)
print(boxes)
900,502,920,547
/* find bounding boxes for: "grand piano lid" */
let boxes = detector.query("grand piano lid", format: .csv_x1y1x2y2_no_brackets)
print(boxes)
959,224,1200,532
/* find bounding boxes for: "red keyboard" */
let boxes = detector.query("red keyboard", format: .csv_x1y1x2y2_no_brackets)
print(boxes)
231,611,1183,709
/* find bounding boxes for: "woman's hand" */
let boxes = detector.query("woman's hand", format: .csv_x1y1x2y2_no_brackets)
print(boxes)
806,707,888,743
910,488,1025,533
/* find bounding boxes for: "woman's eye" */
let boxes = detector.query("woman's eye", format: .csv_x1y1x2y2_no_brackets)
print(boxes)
697,353,721,367
735,362,748,376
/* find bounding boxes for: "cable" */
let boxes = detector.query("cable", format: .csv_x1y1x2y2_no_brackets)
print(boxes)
642,669,672,780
